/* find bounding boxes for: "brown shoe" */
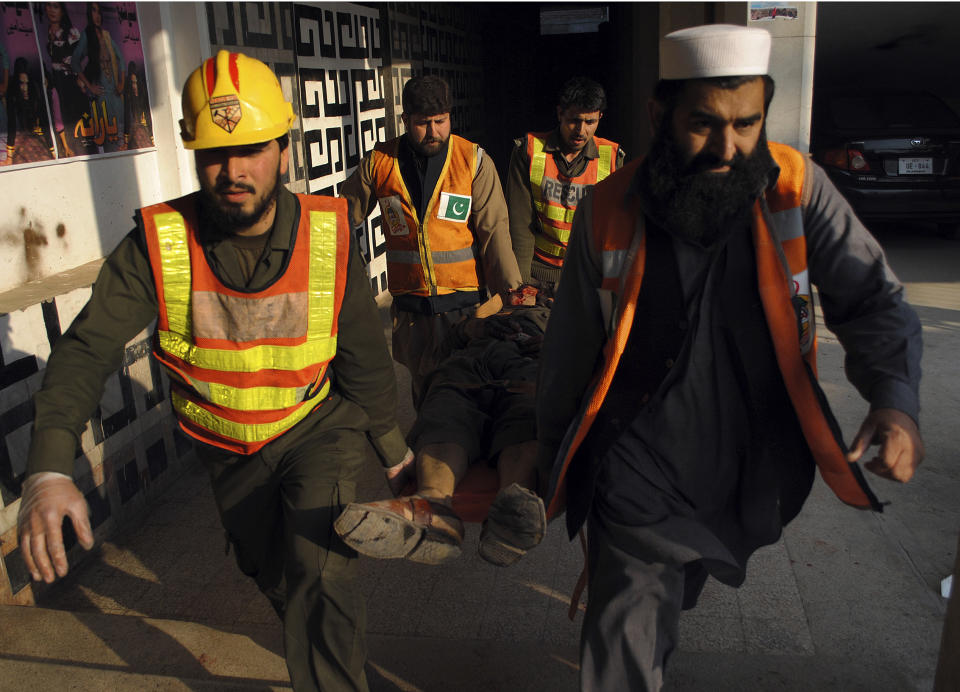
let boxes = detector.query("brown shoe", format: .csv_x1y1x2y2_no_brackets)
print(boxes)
334,496,465,565
478,483,546,567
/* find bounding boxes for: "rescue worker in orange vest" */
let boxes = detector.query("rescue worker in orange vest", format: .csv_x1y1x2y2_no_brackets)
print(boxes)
505,76,625,293
16,51,411,692
339,75,523,405
535,26,924,691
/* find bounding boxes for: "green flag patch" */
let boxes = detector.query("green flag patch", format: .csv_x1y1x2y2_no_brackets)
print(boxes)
437,192,471,222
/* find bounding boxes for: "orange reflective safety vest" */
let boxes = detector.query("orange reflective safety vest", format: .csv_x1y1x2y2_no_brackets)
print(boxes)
527,132,619,267
546,142,881,521
141,193,350,455
371,134,482,297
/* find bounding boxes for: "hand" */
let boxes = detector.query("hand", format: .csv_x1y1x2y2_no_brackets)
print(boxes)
17,472,93,584
505,285,539,306
847,408,924,483
385,448,416,497
17,472,95,583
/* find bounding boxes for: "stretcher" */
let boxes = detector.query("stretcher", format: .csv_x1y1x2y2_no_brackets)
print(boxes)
403,462,500,523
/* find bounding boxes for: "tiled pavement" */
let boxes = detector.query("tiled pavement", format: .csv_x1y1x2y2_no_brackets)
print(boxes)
28,451,825,691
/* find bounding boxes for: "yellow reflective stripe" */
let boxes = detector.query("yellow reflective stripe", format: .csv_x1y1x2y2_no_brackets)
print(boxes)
155,208,340,376
155,212,192,337
534,200,577,224
181,370,316,411
308,210,339,341
172,380,330,443
202,380,312,410
535,234,566,257
158,330,337,372
538,222,571,244
529,137,546,188
529,136,547,213
597,145,613,182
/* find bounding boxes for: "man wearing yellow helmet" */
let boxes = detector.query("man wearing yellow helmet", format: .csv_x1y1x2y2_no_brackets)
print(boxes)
340,75,523,406
16,51,409,691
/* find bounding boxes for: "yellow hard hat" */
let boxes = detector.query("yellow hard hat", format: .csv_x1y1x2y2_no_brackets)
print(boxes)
179,50,294,150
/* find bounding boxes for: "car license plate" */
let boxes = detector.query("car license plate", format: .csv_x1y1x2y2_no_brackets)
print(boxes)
899,157,933,174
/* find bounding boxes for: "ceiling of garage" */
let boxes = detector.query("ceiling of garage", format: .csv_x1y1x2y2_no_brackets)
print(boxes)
816,2,960,107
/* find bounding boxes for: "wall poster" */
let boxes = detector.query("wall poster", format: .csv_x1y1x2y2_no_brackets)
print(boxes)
749,3,800,21
0,1,153,169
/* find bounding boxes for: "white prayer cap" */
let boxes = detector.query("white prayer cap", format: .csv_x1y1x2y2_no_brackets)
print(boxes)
660,24,771,80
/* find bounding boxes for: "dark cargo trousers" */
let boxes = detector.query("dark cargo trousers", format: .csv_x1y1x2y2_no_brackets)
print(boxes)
198,402,370,692
580,511,687,692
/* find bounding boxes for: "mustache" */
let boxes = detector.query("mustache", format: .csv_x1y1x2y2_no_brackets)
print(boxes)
215,181,256,195
683,150,746,175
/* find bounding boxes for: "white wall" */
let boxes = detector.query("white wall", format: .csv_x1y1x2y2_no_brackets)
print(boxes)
750,2,818,153
0,2,205,294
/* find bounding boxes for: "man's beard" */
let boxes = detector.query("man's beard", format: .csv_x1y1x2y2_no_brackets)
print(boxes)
639,123,774,248
198,167,282,235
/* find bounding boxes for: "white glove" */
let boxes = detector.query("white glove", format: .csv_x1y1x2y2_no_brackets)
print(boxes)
384,448,416,497
17,472,95,583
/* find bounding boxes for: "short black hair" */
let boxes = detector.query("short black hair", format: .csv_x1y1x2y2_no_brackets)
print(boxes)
402,75,452,116
653,74,776,114
557,76,607,113
276,133,289,152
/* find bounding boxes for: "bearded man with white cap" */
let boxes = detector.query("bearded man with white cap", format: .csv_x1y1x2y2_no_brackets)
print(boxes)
535,24,924,690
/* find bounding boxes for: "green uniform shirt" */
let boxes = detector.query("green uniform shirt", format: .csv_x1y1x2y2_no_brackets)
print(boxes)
27,187,408,477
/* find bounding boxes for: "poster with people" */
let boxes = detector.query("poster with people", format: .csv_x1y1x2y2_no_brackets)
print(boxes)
1,2,55,166
0,1,152,169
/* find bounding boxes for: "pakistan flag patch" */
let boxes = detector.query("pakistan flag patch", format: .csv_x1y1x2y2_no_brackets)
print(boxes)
437,192,472,222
